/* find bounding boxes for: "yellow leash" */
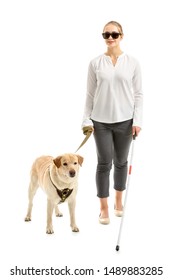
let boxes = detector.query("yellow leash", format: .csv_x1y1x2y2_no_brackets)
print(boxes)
75,126,93,153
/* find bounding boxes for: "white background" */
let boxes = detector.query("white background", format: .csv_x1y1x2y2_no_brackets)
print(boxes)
0,0,173,279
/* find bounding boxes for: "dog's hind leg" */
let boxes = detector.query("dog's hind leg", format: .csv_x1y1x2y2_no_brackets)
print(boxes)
68,199,79,232
55,205,63,217
25,174,39,222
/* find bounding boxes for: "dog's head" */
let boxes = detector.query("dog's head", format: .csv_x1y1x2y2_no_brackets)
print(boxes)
53,153,84,180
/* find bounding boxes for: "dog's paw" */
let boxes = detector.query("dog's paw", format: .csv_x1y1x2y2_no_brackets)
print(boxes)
56,212,63,217
72,226,79,232
46,227,54,234
25,216,31,222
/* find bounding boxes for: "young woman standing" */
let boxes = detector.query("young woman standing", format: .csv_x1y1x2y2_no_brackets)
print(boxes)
82,21,143,224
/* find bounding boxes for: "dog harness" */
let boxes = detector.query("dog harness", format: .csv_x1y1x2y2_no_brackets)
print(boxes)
56,188,73,203
48,169,73,203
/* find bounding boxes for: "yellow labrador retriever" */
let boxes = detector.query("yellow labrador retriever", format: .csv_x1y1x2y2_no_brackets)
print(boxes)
25,153,83,234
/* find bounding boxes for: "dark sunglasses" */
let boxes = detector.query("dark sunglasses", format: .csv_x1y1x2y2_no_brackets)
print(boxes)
102,32,121,40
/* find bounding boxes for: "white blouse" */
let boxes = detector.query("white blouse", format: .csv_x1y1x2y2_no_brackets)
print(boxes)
82,53,143,128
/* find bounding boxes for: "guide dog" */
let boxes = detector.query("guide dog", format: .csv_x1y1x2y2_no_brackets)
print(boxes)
25,153,83,233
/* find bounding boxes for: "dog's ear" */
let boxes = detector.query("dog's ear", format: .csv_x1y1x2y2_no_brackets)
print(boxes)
76,155,84,166
53,156,62,168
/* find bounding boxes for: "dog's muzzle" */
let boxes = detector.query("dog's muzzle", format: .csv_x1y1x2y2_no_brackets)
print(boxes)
69,170,76,177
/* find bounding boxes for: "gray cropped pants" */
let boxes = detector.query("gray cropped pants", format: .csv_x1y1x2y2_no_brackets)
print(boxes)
92,119,133,198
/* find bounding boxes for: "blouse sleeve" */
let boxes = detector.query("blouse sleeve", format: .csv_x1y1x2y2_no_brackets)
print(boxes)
81,61,97,128
132,60,143,128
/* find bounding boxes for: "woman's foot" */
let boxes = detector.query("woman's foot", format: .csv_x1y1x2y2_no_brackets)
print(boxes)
99,215,110,225
114,207,123,217
115,190,123,217
99,198,110,224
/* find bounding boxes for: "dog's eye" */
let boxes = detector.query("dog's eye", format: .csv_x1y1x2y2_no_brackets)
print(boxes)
63,163,68,166
74,162,77,165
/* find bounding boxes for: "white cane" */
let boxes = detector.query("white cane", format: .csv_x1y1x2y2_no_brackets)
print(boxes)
116,134,136,251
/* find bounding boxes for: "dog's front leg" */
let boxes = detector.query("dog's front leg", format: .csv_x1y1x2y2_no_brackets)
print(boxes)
25,181,39,222
46,199,54,234
68,199,79,232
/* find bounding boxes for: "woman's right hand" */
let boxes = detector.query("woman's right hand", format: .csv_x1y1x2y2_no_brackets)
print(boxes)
82,126,94,135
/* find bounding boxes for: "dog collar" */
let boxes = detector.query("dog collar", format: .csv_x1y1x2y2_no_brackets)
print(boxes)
48,168,73,203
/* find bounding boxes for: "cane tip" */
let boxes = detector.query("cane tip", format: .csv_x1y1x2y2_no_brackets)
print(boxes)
116,245,120,251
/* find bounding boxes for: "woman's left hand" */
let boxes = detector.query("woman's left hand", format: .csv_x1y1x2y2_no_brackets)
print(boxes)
132,126,141,137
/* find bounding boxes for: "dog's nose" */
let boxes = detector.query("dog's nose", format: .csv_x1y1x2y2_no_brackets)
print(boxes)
69,170,76,177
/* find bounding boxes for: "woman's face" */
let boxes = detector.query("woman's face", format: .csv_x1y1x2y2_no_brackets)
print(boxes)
103,24,123,48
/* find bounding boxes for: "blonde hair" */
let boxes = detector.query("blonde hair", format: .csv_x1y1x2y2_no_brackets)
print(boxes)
103,21,123,35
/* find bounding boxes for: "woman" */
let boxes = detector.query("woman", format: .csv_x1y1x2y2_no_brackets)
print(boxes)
81,21,143,224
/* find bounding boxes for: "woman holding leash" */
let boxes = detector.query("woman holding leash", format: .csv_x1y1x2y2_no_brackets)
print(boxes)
81,21,143,224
